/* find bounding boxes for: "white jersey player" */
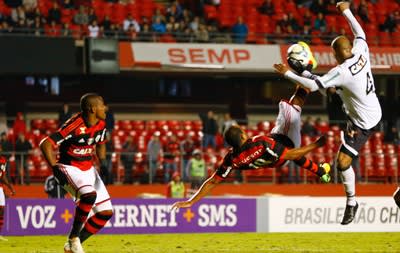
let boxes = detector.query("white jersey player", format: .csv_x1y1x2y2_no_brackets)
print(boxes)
274,2,382,225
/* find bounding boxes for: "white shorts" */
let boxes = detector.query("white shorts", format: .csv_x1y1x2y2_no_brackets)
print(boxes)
59,164,112,212
0,187,4,206
271,100,302,148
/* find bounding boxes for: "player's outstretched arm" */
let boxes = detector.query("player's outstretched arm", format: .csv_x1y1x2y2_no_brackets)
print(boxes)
283,135,326,160
171,172,221,211
274,63,320,92
337,1,366,39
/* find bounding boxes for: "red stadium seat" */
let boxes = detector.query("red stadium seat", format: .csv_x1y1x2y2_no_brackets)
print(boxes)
204,5,217,20
378,31,392,47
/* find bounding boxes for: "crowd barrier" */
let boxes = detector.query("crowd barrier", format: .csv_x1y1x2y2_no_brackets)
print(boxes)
3,196,399,236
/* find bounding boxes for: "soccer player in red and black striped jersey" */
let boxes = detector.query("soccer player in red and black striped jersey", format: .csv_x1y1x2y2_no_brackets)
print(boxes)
0,156,15,241
40,93,112,253
172,87,331,211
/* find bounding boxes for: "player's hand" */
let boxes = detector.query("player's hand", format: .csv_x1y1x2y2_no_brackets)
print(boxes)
336,1,350,13
10,189,16,196
315,135,327,147
170,201,192,212
287,58,312,75
273,63,290,76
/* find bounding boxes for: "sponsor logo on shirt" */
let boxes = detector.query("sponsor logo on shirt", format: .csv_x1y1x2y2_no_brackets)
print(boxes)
349,55,367,75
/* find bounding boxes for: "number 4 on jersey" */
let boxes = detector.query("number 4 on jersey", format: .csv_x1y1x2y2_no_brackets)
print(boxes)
366,72,375,95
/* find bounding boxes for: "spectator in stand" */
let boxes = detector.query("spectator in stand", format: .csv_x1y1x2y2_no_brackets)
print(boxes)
61,23,72,37
384,125,400,145
302,9,313,27
186,149,206,192
0,21,13,34
74,5,89,25
301,116,319,137
102,15,112,32
15,133,32,185
152,16,166,34
194,23,209,42
166,16,180,33
106,23,124,38
88,19,100,38
179,133,195,182
299,24,312,44
121,135,137,184
189,16,200,32
44,174,67,198
47,1,61,24
380,12,398,33
152,8,166,24
31,16,43,36
0,156,16,241
287,13,300,32
13,112,26,138
23,0,37,12
123,13,140,32
11,6,26,25
58,103,72,127
310,0,327,15
166,172,185,198
258,0,275,16
357,0,370,24
147,131,163,183
88,7,97,24
182,9,192,24
62,0,74,9
231,16,248,44
138,23,154,42
126,24,137,40
314,12,327,33
163,134,180,183
47,20,61,36
199,110,219,150
166,2,182,22
277,14,291,33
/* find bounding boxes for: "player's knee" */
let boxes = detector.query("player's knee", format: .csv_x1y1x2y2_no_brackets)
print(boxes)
81,192,97,205
336,158,352,171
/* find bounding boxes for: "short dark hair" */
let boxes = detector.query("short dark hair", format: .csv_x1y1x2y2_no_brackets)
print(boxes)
80,93,100,112
224,125,243,149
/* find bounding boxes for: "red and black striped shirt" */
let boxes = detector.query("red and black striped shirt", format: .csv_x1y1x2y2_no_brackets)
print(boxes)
47,113,107,171
215,135,288,179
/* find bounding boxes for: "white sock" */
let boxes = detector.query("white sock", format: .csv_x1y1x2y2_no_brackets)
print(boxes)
340,166,356,206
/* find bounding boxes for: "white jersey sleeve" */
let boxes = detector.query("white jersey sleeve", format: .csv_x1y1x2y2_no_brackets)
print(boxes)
317,67,344,89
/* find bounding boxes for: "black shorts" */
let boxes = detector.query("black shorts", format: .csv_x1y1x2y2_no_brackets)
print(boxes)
339,120,375,158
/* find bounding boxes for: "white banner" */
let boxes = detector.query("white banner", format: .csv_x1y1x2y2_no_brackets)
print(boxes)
266,197,400,232
130,43,281,70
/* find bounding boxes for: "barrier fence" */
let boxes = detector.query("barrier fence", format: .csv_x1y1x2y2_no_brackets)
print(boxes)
3,197,399,236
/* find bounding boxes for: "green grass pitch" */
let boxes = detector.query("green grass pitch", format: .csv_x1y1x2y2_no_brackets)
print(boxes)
0,233,399,253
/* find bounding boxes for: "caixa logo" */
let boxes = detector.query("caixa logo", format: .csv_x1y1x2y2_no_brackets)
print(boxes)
16,205,57,229
198,204,237,227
